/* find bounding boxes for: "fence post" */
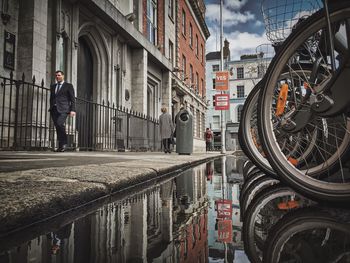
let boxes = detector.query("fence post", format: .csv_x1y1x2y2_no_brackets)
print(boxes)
127,109,130,149
12,79,21,149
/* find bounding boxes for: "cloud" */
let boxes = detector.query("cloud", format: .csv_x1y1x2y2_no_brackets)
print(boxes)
206,28,271,60
224,0,249,10
206,4,255,27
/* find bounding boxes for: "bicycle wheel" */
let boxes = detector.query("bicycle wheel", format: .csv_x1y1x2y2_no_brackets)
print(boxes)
239,80,277,177
258,3,350,202
263,207,350,263
240,175,279,216
239,171,266,206
242,184,312,263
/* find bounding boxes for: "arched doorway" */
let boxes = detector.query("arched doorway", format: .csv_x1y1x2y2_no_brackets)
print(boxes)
77,37,94,149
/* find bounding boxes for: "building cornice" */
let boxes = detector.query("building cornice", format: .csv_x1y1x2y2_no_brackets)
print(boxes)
187,0,210,39
84,0,172,71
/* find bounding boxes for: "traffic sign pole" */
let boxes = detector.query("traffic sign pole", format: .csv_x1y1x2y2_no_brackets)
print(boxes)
220,0,226,154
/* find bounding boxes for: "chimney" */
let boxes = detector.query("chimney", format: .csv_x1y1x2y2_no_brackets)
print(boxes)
223,39,230,60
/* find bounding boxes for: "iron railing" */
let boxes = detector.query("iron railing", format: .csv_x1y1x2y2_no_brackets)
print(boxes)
0,72,160,151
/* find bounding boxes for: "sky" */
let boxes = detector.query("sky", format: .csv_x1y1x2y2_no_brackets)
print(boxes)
204,0,270,60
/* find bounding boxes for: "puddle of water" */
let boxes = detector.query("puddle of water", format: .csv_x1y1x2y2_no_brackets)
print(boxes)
1,156,349,263
0,156,249,263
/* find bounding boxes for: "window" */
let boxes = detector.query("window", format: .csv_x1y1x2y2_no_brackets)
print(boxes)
212,95,216,106
190,64,193,84
147,0,157,44
237,85,245,98
182,10,186,36
189,23,193,46
196,110,200,137
237,67,244,79
212,64,219,72
213,116,220,129
202,113,205,139
237,105,244,122
212,78,216,89
133,0,140,29
201,44,204,63
168,0,174,20
169,40,174,66
201,78,204,96
195,34,199,56
182,55,187,79
196,72,199,91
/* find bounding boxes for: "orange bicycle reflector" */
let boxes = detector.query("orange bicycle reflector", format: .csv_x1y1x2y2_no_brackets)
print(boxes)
304,82,311,89
276,84,289,116
277,200,299,210
288,157,298,166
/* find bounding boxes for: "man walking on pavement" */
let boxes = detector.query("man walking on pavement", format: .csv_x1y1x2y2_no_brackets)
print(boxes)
49,70,76,152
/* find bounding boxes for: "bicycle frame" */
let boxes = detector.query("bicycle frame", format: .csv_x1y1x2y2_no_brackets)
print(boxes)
310,0,350,117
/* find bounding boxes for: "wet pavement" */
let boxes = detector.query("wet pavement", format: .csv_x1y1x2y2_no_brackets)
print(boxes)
0,151,223,235
0,156,350,263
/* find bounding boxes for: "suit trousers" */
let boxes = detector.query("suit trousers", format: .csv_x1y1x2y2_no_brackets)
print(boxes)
51,107,68,147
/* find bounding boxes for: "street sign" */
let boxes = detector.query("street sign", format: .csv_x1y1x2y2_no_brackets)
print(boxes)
214,94,229,110
215,199,232,218
215,71,229,91
218,220,232,243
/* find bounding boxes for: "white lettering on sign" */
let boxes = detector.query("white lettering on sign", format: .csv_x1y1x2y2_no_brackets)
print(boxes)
217,101,228,106
216,75,227,81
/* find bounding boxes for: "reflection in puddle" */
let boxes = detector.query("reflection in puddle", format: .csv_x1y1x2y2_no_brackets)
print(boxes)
0,156,247,263
3,156,348,263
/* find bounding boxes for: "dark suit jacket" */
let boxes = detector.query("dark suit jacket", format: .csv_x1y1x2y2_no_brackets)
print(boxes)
50,82,76,113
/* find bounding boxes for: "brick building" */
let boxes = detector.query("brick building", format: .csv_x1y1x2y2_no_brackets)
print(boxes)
171,0,210,151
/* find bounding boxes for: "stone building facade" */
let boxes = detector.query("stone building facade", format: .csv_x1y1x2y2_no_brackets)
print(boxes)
0,0,209,151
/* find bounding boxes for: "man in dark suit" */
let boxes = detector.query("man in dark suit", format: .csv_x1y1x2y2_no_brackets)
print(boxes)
49,70,76,152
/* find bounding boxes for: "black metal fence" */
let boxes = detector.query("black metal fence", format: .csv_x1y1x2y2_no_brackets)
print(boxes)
0,72,160,151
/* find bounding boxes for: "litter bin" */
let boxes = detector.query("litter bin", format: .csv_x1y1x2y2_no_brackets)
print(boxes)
175,108,193,155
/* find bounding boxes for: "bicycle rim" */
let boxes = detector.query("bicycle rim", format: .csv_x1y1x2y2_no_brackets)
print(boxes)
258,6,350,202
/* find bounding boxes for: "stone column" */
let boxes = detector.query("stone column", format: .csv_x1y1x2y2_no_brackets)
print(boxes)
14,0,49,148
129,197,147,262
131,48,147,114
17,0,48,81
162,71,171,110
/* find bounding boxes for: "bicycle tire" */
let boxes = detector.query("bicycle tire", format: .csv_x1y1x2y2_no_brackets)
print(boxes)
242,184,310,263
263,207,350,263
258,3,350,202
240,175,280,216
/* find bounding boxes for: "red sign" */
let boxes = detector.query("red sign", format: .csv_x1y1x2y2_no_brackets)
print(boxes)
215,71,229,91
218,220,232,243
214,94,230,110
216,199,232,219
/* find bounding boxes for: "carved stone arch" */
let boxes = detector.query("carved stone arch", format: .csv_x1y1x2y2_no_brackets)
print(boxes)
78,23,110,103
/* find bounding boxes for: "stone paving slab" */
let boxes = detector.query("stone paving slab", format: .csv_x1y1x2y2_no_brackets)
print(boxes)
0,151,224,235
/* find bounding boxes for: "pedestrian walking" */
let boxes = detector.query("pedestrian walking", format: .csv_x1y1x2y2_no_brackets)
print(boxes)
49,70,76,152
159,106,174,153
205,127,213,152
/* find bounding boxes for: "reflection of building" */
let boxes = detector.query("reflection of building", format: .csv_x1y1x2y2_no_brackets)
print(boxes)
2,165,209,262
207,157,244,260
173,165,209,262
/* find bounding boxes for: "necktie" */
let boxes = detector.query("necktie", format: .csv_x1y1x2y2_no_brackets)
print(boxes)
56,83,61,94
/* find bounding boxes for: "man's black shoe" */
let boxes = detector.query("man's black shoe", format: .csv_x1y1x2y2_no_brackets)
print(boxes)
57,144,67,152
